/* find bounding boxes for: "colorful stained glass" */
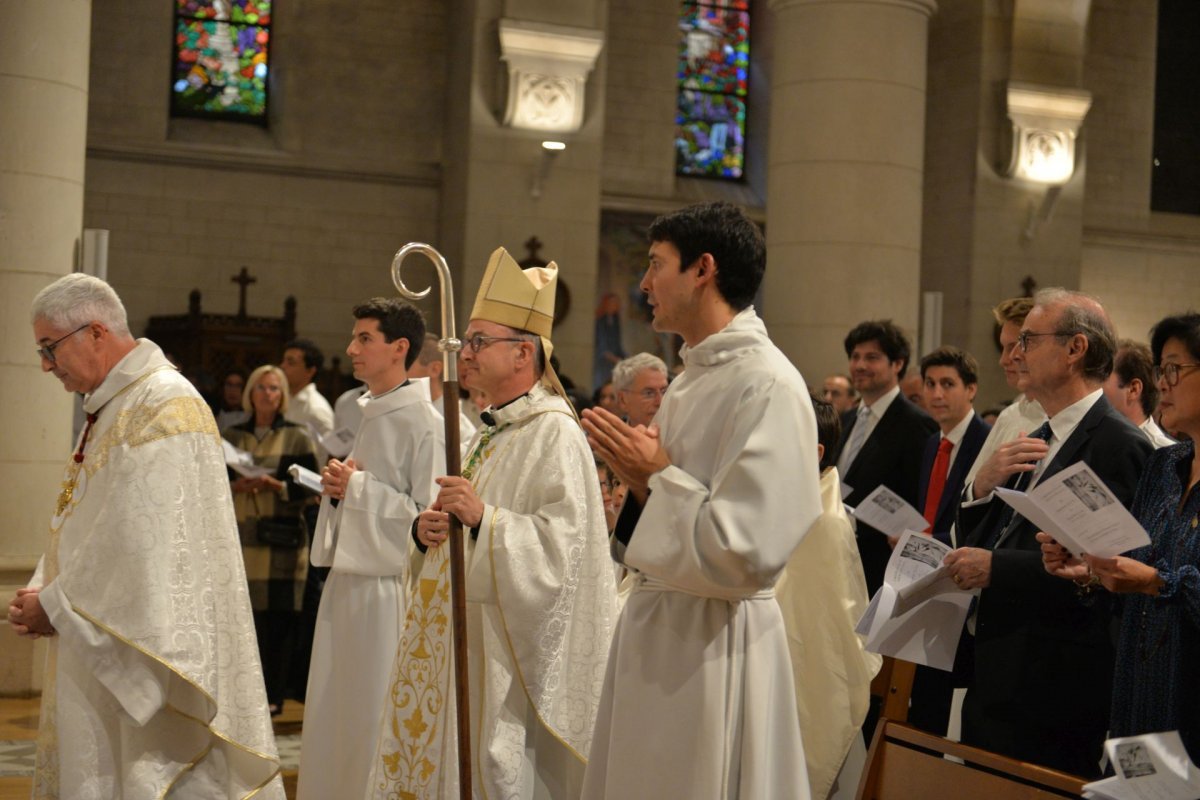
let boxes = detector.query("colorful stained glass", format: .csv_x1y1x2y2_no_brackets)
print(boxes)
675,91,746,179
676,1,749,180
678,4,749,95
172,0,271,120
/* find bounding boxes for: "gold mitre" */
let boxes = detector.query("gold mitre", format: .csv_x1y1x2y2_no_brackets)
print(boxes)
470,247,572,407
470,247,557,337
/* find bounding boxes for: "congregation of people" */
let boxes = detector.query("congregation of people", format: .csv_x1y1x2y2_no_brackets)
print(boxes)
8,200,1200,799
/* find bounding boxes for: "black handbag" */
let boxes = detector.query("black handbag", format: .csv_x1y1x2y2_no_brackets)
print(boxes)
255,516,305,549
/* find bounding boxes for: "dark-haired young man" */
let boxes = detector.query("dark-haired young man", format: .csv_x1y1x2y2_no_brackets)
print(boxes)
917,347,990,546
836,320,938,595
281,337,335,460
582,201,823,799
907,346,990,737
1104,339,1175,447
297,299,445,800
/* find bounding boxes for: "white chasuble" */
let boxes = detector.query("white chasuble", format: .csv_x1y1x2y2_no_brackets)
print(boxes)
31,340,283,800
775,467,881,799
298,379,444,800
581,308,824,800
368,384,618,800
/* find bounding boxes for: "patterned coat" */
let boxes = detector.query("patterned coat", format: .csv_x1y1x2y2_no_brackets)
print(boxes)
223,417,317,612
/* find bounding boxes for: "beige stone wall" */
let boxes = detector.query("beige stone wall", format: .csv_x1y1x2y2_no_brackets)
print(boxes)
84,158,442,357
1080,0,1200,349
601,0,678,200
83,0,448,364
1081,233,1200,344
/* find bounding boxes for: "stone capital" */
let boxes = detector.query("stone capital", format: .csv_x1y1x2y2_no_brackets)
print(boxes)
498,19,604,134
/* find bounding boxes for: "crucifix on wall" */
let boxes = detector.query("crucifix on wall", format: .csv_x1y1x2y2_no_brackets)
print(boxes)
231,266,257,318
520,236,570,326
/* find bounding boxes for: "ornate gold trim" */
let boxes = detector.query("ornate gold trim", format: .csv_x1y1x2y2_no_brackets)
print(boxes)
74,607,281,765
84,395,219,478
486,489,589,764
159,740,215,800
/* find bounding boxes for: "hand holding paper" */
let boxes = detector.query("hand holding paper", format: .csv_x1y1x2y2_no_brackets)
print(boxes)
221,439,272,479
854,531,975,671
996,461,1150,558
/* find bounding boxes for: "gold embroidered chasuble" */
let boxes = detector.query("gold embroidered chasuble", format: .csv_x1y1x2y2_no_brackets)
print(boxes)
31,340,283,799
368,384,618,800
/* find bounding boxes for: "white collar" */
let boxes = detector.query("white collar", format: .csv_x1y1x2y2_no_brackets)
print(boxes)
864,384,901,419
942,408,975,446
1047,388,1103,442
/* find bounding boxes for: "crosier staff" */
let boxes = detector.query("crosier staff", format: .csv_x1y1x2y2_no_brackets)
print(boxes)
390,242,470,798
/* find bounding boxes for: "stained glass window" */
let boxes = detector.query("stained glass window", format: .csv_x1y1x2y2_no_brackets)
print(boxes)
676,1,750,180
172,0,271,121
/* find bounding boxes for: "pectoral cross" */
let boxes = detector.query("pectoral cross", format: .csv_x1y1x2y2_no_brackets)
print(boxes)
56,477,76,517
232,267,257,318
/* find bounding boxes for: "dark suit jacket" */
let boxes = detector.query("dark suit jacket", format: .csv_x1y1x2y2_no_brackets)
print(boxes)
837,393,938,595
956,395,1153,775
917,413,990,545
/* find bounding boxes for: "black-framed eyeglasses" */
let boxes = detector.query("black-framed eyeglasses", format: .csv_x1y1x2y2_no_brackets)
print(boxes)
630,387,668,401
36,323,91,363
1154,362,1200,387
463,333,529,353
1017,330,1076,351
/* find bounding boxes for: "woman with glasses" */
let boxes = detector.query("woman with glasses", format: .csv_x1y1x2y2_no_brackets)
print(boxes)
223,364,318,715
1040,312,1200,761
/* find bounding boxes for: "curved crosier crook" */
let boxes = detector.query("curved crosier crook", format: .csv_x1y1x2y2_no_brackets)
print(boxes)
390,242,462,382
388,241,473,796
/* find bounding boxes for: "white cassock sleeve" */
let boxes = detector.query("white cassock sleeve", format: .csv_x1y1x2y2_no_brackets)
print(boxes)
311,428,440,575
626,378,823,596
39,579,172,727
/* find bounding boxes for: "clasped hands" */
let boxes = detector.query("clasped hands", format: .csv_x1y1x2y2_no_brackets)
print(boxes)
1036,532,1162,595
580,407,671,505
8,588,54,639
322,458,358,501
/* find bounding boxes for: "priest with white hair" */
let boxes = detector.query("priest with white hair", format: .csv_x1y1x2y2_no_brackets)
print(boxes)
8,273,283,799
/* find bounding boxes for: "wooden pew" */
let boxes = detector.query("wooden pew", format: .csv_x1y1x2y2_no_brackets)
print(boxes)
856,720,1086,800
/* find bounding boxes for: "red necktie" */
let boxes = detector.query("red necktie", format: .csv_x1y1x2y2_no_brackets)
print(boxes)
922,437,954,532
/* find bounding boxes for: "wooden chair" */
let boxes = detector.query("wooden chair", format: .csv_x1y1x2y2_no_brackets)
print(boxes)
869,656,917,722
856,720,1086,800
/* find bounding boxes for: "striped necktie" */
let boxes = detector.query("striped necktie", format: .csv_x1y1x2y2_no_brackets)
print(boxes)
985,421,1054,549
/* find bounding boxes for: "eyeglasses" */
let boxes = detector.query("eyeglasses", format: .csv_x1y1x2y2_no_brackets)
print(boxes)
463,333,529,353
36,323,91,363
629,387,668,401
1154,362,1200,387
1017,330,1077,351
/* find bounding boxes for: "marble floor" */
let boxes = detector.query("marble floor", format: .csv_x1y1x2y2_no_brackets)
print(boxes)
0,696,304,799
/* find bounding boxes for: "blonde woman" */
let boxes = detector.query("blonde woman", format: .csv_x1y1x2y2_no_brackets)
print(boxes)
223,364,317,715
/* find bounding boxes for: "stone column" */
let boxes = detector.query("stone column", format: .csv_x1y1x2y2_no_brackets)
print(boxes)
764,0,937,382
0,0,91,693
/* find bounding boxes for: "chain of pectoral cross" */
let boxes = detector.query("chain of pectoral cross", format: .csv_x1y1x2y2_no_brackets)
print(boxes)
55,412,100,517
